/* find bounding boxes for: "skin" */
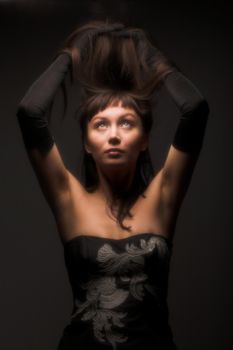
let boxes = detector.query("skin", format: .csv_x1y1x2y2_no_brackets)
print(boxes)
84,100,148,204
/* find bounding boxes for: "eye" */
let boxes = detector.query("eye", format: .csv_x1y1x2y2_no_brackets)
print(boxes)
94,121,107,129
121,119,133,127
94,119,133,129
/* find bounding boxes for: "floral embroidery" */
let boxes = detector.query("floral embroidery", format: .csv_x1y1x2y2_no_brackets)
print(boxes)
71,236,169,349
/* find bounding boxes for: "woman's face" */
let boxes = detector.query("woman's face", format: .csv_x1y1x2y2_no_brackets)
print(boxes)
84,101,148,169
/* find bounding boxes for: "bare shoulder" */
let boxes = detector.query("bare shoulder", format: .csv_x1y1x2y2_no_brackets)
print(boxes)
67,170,87,196
142,168,164,200
140,167,180,240
53,169,87,214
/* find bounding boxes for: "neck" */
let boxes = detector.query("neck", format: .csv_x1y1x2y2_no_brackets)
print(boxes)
95,163,136,203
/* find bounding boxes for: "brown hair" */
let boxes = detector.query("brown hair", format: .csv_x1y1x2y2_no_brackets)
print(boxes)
58,19,176,231
77,91,154,231
59,19,176,95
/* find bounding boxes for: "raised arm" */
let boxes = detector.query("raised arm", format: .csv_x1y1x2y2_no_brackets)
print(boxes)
132,33,211,238
16,23,136,216
160,70,210,210
16,52,74,214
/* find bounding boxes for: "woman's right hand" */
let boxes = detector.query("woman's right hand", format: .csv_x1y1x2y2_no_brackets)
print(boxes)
61,22,126,60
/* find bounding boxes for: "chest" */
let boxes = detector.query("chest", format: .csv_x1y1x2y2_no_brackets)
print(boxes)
79,194,157,233
56,186,175,243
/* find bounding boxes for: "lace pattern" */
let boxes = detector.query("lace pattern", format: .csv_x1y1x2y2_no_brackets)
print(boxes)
70,235,170,349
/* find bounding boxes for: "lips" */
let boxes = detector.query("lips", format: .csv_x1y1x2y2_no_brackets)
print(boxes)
105,148,124,153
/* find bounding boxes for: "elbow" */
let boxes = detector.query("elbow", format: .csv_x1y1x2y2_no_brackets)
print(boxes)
198,99,210,118
183,98,210,122
16,102,42,119
16,104,27,119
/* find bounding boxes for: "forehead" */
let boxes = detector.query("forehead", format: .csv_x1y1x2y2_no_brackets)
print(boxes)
91,100,139,120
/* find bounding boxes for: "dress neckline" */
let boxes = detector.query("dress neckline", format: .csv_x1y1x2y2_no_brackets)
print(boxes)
63,232,172,247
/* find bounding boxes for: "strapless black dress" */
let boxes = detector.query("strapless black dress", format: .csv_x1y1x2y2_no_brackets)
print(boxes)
57,232,177,350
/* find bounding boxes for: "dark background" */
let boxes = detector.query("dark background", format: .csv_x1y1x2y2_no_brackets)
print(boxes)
1,0,233,349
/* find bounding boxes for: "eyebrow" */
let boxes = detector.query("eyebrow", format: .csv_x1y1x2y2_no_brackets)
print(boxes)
92,112,137,121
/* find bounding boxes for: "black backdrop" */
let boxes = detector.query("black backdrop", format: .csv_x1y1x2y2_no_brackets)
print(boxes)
1,1,233,349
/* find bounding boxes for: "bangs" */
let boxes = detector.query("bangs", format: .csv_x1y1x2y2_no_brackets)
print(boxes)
78,90,153,135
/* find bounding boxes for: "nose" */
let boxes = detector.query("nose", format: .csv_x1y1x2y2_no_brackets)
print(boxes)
108,126,121,145
108,136,121,145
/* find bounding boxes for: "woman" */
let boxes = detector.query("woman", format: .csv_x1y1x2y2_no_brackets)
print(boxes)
17,20,209,350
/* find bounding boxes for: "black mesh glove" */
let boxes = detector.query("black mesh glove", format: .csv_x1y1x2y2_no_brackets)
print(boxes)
132,34,210,155
17,53,71,154
162,71,210,155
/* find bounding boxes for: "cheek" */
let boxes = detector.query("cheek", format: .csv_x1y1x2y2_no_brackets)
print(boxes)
86,131,104,152
124,130,145,150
